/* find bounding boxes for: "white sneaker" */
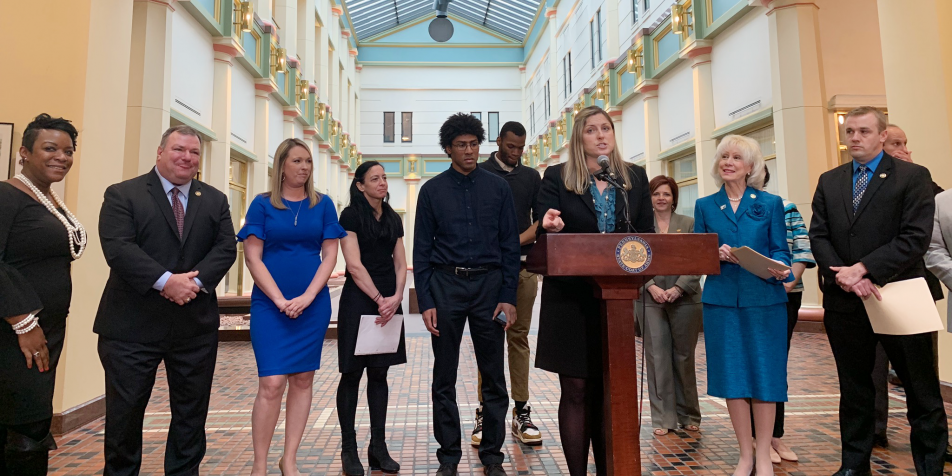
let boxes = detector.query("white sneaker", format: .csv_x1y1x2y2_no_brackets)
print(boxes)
471,406,483,447
511,404,542,445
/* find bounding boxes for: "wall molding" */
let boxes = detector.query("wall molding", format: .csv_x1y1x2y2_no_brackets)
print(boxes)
51,395,105,436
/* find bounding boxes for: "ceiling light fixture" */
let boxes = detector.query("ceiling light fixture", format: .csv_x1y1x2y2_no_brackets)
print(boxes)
429,0,454,42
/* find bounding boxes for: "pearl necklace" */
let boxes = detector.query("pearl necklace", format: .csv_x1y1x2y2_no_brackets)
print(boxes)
728,196,742,202
15,174,87,259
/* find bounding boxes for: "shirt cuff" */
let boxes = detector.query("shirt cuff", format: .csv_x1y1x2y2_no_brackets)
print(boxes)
153,271,172,291
194,278,208,293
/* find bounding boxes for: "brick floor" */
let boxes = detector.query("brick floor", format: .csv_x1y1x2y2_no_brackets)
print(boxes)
48,329,952,475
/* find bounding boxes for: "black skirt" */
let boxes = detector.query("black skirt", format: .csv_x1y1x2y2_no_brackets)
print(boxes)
0,312,67,425
336,274,407,374
534,276,604,379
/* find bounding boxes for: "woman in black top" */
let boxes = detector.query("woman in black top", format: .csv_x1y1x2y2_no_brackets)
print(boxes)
336,161,407,475
535,106,654,476
0,114,85,475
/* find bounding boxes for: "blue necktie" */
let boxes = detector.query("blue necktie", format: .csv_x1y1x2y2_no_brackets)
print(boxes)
853,165,868,213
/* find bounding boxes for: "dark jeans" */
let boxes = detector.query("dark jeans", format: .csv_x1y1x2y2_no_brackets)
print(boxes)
429,269,508,466
751,292,801,439
825,309,948,475
98,332,218,476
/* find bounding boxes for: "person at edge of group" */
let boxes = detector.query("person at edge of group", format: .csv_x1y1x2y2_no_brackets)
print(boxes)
413,113,521,476
237,138,347,476
0,114,84,476
536,105,654,476
809,106,948,476
336,160,408,475
749,168,816,464
924,187,952,464
635,175,703,437
869,123,946,453
694,134,793,476
95,125,237,476
471,120,544,448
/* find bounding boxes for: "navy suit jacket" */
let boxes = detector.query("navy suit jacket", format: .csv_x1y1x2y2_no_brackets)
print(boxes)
694,186,792,308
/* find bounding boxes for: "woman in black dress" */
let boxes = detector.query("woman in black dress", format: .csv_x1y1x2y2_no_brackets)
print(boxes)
535,106,654,476
336,160,407,475
0,114,85,475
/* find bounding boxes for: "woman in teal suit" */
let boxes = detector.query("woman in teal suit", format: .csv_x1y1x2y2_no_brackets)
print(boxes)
694,134,792,476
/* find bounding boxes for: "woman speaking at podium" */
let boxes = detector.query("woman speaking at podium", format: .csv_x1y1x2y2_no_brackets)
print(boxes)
535,105,654,475
693,135,791,476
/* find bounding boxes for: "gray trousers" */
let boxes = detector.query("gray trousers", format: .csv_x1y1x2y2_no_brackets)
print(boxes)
637,302,703,429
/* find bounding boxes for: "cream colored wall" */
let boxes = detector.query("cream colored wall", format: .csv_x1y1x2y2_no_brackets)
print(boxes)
817,0,886,99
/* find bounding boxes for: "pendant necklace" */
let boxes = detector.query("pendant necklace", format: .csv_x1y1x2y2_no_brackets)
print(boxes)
284,198,304,226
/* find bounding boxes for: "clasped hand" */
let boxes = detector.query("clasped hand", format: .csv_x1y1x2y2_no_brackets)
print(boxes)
647,284,682,304
375,295,401,325
160,271,200,305
830,263,881,301
276,293,316,319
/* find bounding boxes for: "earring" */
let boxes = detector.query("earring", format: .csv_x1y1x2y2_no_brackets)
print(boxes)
281,174,285,181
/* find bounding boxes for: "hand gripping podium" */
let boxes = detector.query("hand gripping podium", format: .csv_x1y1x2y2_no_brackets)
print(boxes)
526,233,720,476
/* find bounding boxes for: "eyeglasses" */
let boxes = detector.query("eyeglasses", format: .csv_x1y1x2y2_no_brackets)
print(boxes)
452,142,480,151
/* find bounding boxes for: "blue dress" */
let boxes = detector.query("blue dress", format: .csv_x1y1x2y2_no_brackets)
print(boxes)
237,194,347,377
693,186,792,402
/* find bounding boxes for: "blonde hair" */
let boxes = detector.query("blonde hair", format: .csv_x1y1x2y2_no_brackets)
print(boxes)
562,106,633,195
711,134,765,190
269,138,321,209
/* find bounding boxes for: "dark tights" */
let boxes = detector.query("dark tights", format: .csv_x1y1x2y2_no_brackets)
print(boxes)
0,418,54,476
337,366,391,433
558,375,607,476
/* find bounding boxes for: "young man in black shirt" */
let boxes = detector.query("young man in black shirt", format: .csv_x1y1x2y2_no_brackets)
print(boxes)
413,113,521,476
471,122,544,447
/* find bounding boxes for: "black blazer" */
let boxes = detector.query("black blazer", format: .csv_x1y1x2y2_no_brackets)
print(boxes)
534,163,655,235
94,169,237,343
809,153,935,312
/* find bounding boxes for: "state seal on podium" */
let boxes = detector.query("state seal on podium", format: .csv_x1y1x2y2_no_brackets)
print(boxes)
615,235,652,273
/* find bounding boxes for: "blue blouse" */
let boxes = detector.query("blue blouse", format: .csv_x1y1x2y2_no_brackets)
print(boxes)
589,178,616,233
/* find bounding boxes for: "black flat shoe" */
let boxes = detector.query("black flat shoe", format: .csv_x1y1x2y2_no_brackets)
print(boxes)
832,468,872,476
435,463,458,476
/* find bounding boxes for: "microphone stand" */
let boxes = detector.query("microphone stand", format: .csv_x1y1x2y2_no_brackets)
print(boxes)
595,169,633,233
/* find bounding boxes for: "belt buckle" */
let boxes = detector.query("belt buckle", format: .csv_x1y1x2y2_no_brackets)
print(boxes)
455,266,465,277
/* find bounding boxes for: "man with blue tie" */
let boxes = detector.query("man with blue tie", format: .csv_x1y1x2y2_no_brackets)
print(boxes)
809,106,948,476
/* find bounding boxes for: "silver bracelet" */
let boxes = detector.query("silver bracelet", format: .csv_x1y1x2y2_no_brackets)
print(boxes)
14,318,39,335
11,313,37,331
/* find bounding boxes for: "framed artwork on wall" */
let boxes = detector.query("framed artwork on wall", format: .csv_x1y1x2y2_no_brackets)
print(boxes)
0,123,12,179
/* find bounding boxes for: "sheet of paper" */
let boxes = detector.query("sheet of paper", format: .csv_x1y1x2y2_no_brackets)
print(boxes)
354,315,404,355
863,278,944,335
730,246,791,280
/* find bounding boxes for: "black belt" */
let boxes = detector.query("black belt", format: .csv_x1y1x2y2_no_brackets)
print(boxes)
433,264,500,278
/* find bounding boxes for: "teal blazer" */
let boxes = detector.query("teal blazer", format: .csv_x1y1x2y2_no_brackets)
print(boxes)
694,186,792,308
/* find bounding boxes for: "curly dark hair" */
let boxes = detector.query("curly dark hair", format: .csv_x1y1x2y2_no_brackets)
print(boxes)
438,113,485,157
22,113,78,151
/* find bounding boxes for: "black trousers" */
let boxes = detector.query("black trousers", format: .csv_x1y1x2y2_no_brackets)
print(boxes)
429,269,508,466
872,330,940,438
752,292,802,439
825,309,948,475
98,332,218,476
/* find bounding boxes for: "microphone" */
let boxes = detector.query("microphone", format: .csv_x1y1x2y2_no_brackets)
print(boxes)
596,155,610,171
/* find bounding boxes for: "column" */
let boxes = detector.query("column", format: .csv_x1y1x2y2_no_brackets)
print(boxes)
682,40,717,196
318,143,331,194
546,8,560,119
604,0,620,61
404,176,421,263
764,0,829,309
317,21,329,98
876,0,952,381
330,6,343,114
296,0,315,81
252,81,274,195
207,40,238,195
283,107,297,138
275,0,297,59
519,66,527,124
57,0,136,420
639,80,664,178
123,0,173,177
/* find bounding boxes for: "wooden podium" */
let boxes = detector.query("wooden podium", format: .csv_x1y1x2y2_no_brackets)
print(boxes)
526,233,720,476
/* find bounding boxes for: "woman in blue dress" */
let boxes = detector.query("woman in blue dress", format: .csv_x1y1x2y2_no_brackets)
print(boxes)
238,138,347,476
693,134,792,476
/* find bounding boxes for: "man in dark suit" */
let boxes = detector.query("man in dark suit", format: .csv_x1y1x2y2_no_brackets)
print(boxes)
95,125,237,476
809,106,948,476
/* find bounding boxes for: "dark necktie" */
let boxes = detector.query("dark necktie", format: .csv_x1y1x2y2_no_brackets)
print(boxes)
171,188,185,239
853,165,868,213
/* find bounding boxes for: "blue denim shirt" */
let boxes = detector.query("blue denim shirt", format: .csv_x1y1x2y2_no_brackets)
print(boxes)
589,178,616,233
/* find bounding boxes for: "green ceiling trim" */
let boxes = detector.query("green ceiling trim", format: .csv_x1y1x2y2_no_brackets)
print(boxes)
711,107,774,139
658,139,697,161
170,109,218,141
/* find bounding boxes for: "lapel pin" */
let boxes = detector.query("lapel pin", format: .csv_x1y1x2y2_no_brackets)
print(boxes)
750,193,756,199
195,191,202,196
879,173,886,179
720,204,726,210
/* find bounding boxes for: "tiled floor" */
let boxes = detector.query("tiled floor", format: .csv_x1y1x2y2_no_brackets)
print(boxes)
49,329,952,475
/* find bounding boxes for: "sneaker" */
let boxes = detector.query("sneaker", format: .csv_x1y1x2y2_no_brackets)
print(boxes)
484,463,507,476
511,404,542,445
471,406,483,447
